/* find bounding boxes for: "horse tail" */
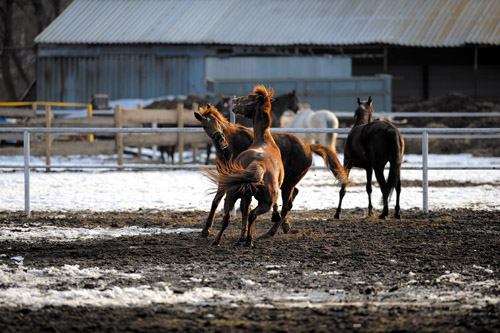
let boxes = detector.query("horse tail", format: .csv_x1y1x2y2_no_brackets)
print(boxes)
309,144,351,185
203,159,264,195
386,129,404,199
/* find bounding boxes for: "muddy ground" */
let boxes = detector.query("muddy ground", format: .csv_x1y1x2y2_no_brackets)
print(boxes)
0,207,499,332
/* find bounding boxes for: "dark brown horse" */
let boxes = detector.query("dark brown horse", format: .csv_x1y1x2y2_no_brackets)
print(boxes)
334,97,404,219
195,103,349,241
204,85,284,246
270,89,300,127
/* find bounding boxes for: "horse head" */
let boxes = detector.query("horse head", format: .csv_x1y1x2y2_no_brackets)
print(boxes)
214,95,231,119
354,96,374,124
232,85,274,120
194,104,229,150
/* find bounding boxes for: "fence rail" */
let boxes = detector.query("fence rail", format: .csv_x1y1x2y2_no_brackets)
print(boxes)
0,127,499,216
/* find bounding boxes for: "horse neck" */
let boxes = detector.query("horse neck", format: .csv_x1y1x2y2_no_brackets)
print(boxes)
354,112,373,126
252,107,272,143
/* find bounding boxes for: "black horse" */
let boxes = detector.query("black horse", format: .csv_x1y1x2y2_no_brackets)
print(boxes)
334,97,404,219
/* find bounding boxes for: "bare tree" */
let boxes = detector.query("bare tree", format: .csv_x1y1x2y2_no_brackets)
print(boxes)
0,0,71,101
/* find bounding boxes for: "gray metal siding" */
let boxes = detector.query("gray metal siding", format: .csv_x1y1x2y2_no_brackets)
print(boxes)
207,75,392,112
37,55,206,103
36,0,500,47
206,57,351,79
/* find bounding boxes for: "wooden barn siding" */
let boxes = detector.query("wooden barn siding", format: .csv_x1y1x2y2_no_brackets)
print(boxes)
37,54,206,103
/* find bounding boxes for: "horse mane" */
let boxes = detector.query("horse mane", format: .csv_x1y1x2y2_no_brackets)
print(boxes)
253,85,274,112
199,104,229,123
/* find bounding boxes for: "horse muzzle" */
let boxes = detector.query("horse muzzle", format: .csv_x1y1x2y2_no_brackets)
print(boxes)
231,97,244,115
212,130,229,150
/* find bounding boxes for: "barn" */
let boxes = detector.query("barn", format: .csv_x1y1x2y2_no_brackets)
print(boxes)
34,0,500,106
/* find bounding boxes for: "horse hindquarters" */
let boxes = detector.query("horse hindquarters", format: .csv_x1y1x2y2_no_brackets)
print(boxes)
387,130,404,219
373,128,403,219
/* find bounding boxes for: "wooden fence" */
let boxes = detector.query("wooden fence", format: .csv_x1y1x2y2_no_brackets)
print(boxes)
0,103,210,165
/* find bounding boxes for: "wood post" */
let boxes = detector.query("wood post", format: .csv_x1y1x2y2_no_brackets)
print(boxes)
45,105,52,172
115,104,123,165
192,102,198,163
177,103,184,164
88,104,94,142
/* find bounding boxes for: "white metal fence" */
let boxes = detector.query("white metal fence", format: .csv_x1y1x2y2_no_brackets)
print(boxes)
0,127,499,216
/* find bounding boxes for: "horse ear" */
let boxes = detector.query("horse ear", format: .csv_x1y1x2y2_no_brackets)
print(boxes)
270,98,276,103
368,96,372,105
207,103,212,108
357,97,361,105
194,111,202,121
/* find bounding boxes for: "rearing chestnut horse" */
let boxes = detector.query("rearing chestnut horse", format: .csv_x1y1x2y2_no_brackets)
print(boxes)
195,104,349,240
205,86,284,246
334,97,404,219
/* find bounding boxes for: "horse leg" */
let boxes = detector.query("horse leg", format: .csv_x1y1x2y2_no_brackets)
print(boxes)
212,194,237,246
334,168,351,219
247,202,272,247
239,195,252,242
281,187,299,234
271,203,280,222
394,176,402,219
205,143,212,165
366,168,374,216
201,188,225,238
168,146,175,164
374,167,389,219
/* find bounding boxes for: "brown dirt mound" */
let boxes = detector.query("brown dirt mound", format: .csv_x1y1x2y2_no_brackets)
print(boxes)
144,94,208,110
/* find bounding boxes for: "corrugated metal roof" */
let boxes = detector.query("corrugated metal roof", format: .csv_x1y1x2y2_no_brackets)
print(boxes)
35,0,500,47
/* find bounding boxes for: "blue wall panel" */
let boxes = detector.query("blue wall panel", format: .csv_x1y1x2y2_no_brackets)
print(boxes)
37,52,206,103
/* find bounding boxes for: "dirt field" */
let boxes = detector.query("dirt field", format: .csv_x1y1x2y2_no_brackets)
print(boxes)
0,207,499,332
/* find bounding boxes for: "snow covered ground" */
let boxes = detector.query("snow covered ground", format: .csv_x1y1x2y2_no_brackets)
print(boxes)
0,152,499,212
0,152,499,311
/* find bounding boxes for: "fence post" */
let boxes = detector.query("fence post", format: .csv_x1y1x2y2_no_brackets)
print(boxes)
230,96,237,217
422,131,429,216
88,104,94,142
177,103,184,164
24,130,30,216
45,105,52,172
115,104,123,165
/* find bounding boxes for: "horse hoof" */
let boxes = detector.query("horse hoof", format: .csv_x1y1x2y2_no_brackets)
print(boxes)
334,213,340,219
201,230,210,238
378,214,389,220
271,212,281,222
282,223,291,234
394,213,401,219
211,240,221,246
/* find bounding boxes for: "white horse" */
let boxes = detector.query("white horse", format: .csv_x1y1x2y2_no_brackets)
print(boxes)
284,108,339,152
